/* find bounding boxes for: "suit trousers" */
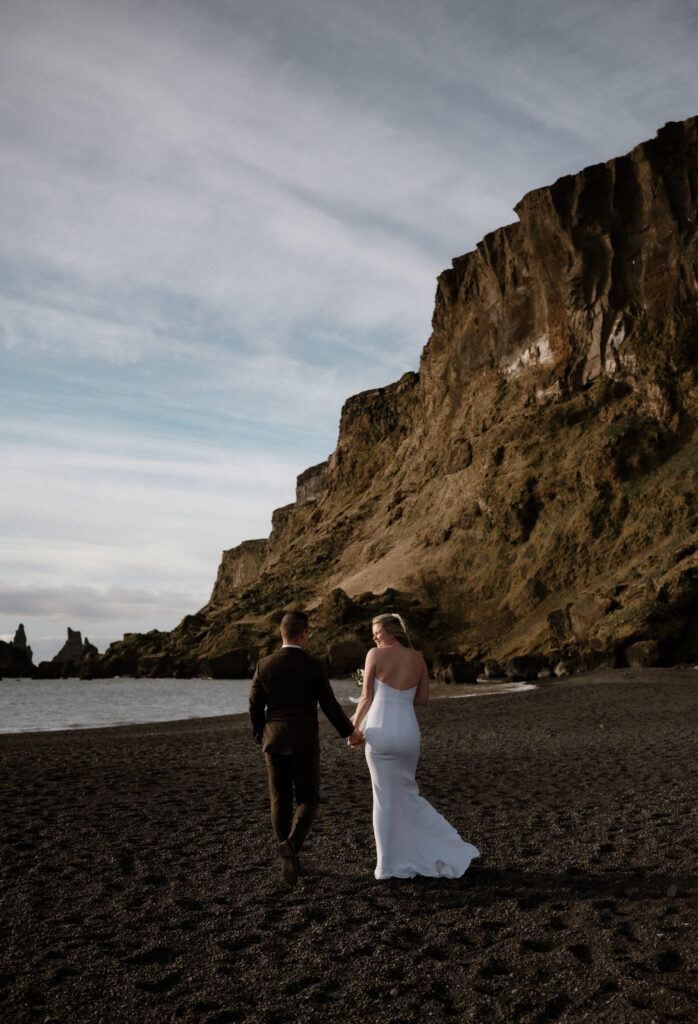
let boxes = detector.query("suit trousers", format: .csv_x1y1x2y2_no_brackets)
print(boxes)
264,749,320,851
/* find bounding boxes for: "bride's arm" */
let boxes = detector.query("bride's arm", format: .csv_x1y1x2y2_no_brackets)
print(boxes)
351,652,376,731
413,656,430,706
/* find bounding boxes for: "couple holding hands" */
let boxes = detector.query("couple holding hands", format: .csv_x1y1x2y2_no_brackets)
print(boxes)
249,609,479,885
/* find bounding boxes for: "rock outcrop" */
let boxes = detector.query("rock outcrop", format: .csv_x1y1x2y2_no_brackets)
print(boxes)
35,629,100,679
13,623,33,663
0,624,36,678
296,460,330,504
92,117,698,677
53,627,87,665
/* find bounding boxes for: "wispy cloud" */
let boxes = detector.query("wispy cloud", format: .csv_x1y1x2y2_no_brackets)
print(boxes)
0,584,196,625
3,420,297,572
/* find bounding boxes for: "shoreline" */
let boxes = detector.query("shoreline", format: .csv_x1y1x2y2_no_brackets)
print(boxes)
0,665,694,740
1,667,696,1023
0,674,542,738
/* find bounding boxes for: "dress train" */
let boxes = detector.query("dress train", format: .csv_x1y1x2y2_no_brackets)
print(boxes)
363,680,479,879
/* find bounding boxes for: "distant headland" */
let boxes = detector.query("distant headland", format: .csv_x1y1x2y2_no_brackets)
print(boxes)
0,625,99,680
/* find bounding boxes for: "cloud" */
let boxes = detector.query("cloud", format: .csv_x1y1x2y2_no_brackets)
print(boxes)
0,583,194,624
2,420,298,581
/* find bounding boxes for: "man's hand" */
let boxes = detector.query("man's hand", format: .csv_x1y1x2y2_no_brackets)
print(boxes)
347,729,364,748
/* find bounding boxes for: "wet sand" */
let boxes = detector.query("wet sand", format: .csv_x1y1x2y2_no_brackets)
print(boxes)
1,668,696,1023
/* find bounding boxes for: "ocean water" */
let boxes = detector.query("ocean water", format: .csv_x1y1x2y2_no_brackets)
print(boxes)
0,676,359,733
0,676,534,734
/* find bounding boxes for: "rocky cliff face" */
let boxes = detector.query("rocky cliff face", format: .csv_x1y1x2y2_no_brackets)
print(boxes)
94,117,698,678
425,117,697,396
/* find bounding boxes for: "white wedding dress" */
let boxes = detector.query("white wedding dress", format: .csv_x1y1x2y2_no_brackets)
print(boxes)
363,680,480,880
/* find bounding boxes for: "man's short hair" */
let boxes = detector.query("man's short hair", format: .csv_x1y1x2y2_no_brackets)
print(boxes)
280,610,309,641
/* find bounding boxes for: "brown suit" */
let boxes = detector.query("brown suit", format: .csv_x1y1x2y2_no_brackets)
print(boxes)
249,646,354,850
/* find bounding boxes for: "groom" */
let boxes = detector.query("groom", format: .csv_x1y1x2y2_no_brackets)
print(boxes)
249,609,363,884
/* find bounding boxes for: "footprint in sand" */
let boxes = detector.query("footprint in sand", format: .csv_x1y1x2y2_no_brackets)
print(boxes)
567,942,592,964
520,938,555,953
126,945,180,966
656,948,684,972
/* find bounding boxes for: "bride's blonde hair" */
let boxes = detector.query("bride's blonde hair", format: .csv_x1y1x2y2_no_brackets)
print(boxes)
373,613,413,648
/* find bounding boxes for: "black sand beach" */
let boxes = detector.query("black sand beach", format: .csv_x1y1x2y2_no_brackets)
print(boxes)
1,668,696,1023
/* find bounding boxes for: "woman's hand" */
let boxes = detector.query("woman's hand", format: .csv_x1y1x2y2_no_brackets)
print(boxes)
347,729,364,747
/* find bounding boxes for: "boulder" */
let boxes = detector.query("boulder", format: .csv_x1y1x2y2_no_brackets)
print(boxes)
433,653,483,684
317,589,358,628
448,659,483,685
99,653,136,677
173,660,200,679
569,593,617,645
482,658,506,679
505,655,549,681
204,650,253,679
137,653,176,678
624,640,660,667
432,653,457,683
325,640,365,676
35,660,61,679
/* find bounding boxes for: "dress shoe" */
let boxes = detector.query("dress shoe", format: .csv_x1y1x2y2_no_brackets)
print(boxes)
278,839,298,885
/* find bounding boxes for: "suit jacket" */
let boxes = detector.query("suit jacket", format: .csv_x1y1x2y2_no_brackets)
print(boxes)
249,646,354,754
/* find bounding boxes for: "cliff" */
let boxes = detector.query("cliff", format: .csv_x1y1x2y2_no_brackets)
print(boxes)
95,116,698,678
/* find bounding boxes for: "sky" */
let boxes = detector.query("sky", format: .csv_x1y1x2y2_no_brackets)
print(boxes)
2,0,697,663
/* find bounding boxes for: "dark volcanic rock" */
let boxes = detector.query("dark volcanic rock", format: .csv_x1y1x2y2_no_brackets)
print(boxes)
0,624,35,677
624,639,661,667
433,653,483,684
34,628,101,679
0,639,35,678
325,640,365,676
505,655,550,682
204,650,253,679
316,588,358,626
482,658,506,679
52,627,86,665
13,623,33,663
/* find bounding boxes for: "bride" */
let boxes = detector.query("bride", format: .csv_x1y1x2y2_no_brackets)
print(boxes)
350,613,480,880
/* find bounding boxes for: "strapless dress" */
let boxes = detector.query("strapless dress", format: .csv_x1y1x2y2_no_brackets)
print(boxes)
362,679,479,879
